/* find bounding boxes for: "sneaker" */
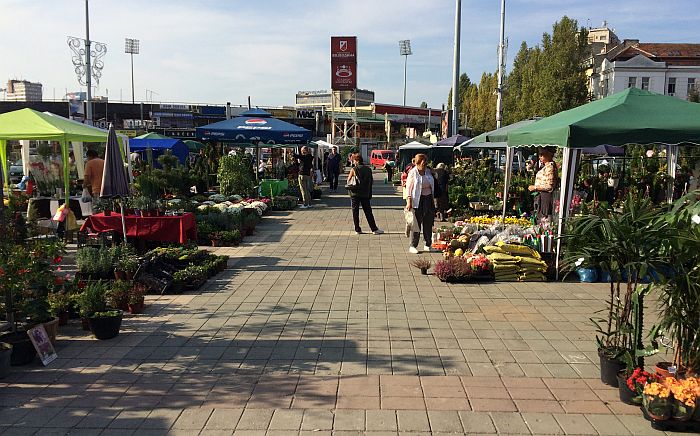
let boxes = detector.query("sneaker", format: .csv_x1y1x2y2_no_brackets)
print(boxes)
298,205,308,209
355,230,364,235
409,246,419,254
372,229,384,235
423,245,435,252
306,204,313,208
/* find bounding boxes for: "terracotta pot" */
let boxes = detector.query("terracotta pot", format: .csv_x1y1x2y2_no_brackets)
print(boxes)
42,317,60,345
655,362,686,379
114,270,126,280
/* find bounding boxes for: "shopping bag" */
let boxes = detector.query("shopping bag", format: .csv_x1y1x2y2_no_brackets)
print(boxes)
404,209,419,232
315,169,323,184
52,205,69,222
345,175,360,191
81,187,92,203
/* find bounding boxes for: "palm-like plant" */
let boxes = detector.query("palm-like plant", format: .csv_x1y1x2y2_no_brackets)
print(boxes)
562,193,668,370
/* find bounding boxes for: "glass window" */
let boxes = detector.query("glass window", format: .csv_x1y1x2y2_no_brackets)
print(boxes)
667,78,676,96
628,77,637,88
688,78,696,94
641,77,650,91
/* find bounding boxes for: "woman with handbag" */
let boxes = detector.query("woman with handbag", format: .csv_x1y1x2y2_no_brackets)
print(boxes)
405,153,436,254
346,153,384,235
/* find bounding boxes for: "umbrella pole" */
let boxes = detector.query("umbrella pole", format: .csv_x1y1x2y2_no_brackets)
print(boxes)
120,199,128,244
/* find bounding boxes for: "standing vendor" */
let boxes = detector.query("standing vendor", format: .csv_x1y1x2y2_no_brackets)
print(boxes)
528,147,557,222
84,149,105,196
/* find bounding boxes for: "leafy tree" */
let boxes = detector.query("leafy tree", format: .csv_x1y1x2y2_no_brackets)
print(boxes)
420,101,428,108
689,86,700,103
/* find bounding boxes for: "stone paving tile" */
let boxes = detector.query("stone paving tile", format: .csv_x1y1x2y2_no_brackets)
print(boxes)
522,412,564,434
490,412,530,434
365,410,398,431
396,410,430,432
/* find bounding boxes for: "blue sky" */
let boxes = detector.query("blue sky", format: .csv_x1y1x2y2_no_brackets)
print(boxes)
1,0,698,109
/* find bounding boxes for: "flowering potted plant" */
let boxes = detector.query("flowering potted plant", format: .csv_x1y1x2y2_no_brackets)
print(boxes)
666,377,697,421
409,258,432,275
623,368,658,405
643,381,672,421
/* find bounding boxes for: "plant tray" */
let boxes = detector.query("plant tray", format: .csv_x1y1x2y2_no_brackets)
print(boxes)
432,242,449,251
641,406,700,432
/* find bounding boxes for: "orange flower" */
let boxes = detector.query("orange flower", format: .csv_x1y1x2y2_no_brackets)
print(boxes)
643,382,670,398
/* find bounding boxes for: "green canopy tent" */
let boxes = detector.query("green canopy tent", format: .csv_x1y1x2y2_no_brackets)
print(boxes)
0,108,110,206
506,88,700,273
184,140,205,152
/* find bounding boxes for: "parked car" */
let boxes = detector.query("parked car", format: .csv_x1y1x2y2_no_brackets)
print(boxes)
369,150,396,170
9,160,24,184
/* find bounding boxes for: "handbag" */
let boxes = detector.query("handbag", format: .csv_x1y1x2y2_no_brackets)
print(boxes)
345,174,360,191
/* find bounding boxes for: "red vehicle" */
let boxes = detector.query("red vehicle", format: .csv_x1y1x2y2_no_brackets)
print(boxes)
369,149,396,169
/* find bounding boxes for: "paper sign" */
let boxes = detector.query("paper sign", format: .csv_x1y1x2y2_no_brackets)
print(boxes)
27,325,57,366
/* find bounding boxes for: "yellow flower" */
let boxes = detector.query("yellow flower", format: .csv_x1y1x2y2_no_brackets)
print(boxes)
643,382,670,398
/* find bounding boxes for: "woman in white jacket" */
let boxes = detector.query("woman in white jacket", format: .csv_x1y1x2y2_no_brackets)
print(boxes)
405,153,436,254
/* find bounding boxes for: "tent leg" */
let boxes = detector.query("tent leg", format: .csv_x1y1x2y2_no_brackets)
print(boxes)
120,200,128,243
555,148,581,280
501,146,513,220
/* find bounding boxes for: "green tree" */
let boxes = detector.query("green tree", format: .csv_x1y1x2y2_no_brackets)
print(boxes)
420,101,428,108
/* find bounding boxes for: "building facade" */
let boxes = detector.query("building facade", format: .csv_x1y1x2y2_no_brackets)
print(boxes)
5,79,43,101
592,42,700,100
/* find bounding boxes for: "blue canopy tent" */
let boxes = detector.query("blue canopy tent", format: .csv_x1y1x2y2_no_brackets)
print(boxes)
196,109,312,144
129,138,189,167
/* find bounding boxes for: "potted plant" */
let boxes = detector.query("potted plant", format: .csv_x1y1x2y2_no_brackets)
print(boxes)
47,291,71,326
88,310,123,340
117,255,139,280
106,281,131,311
621,367,657,405
654,192,700,378
76,280,123,339
643,381,672,422
563,194,667,386
127,284,146,314
666,377,698,421
410,258,432,275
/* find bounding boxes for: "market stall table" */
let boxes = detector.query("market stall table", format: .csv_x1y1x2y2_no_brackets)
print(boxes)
258,179,288,197
80,212,197,244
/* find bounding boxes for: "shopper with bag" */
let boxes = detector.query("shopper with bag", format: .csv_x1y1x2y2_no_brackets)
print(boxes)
405,153,436,254
346,153,383,235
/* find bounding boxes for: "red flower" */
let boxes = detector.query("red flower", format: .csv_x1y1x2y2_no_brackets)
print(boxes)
54,276,64,285
77,280,86,290
53,256,62,264
17,268,29,275
0,267,4,277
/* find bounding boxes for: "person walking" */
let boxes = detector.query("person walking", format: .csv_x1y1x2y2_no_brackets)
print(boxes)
347,153,383,235
433,163,450,221
293,146,314,208
326,146,341,192
384,158,395,183
405,153,435,253
84,148,105,196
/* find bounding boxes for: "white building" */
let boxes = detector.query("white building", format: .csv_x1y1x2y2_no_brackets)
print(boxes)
593,42,700,100
5,79,43,101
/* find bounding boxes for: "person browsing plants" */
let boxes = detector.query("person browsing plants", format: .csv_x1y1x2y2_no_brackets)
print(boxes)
405,153,436,254
346,153,383,235
528,147,557,222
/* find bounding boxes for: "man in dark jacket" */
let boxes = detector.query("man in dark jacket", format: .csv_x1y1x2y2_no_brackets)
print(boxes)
347,153,383,235
326,146,341,192
293,146,315,208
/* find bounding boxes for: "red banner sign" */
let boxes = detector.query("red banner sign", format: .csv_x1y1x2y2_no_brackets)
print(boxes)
331,36,357,62
331,36,357,90
331,62,356,90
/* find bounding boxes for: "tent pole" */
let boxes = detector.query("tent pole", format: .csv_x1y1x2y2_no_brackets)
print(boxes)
61,140,70,206
0,140,9,195
555,148,581,280
120,199,128,243
666,144,677,203
501,146,513,220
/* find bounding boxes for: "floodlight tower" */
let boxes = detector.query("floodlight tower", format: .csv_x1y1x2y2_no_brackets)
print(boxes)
125,38,140,104
399,40,412,107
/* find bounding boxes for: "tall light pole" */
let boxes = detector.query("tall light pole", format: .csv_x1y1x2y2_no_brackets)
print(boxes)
84,0,92,123
125,38,139,104
496,0,506,129
399,40,412,107
451,0,461,136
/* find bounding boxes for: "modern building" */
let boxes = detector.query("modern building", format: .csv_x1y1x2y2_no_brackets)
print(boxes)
591,41,700,100
5,79,43,101
295,89,375,110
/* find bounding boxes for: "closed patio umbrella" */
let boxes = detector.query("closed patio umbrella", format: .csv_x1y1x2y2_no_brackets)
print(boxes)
100,125,130,240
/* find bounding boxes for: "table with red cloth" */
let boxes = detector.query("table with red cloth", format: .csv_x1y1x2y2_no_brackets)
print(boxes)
80,212,197,244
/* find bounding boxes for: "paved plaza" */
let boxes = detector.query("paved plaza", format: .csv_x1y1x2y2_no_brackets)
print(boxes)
0,175,684,435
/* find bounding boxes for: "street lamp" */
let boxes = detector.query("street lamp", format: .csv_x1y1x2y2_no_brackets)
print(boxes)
399,40,412,106
125,38,140,104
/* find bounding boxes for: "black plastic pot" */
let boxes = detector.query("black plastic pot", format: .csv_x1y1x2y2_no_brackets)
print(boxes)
598,348,625,387
0,331,36,366
617,370,639,404
0,342,12,378
88,311,123,340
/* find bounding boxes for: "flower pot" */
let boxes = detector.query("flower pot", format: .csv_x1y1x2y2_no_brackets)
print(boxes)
211,239,220,247
88,311,123,340
58,311,69,326
420,268,428,275
0,342,12,378
577,267,598,283
616,370,639,405
114,270,126,280
128,300,144,315
0,331,36,366
671,398,696,422
42,316,60,345
81,317,91,331
598,348,625,387
654,362,684,379
643,394,671,421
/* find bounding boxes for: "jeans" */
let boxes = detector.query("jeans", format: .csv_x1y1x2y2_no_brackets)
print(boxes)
351,197,378,232
411,194,435,248
298,174,312,206
328,171,340,191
